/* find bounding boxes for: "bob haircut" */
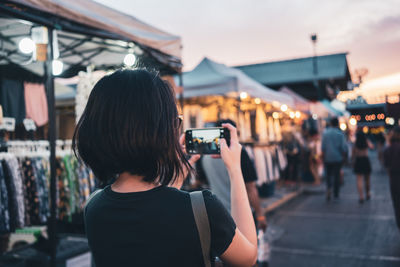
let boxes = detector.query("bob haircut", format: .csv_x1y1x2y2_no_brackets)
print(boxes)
73,69,191,185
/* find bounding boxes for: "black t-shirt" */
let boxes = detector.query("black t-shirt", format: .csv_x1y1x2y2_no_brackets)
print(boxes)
85,185,236,267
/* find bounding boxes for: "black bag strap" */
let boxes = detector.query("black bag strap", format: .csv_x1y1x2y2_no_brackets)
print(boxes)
84,189,103,218
190,191,211,267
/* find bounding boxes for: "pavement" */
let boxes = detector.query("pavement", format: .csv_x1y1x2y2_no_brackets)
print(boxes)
264,151,400,267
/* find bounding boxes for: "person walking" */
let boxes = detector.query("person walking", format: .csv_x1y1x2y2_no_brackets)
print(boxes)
200,119,268,232
321,118,348,201
352,131,373,203
383,126,400,230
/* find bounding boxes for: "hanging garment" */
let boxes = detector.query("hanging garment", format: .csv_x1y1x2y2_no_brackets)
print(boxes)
271,151,280,180
32,158,50,224
256,107,268,142
56,158,70,221
0,79,26,124
264,149,274,183
239,112,247,142
276,146,288,171
76,160,91,210
63,155,77,216
21,158,40,225
0,162,10,233
274,119,282,142
268,117,275,142
244,111,252,141
244,146,255,162
3,157,25,229
253,148,268,186
24,83,48,127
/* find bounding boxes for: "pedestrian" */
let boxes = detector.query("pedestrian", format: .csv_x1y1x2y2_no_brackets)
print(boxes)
74,69,257,267
201,119,268,266
383,126,400,230
321,118,348,201
201,119,268,232
282,132,301,184
352,130,373,203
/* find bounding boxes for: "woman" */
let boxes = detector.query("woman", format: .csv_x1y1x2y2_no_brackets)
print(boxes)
73,69,257,267
383,126,400,230
352,131,373,203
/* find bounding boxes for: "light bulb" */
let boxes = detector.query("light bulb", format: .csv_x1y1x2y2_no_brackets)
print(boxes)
349,118,357,126
289,112,295,119
124,53,136,66
19,37,35,54
240,92,248,100
340,123,347,131
52,59,63,76
280,104,288,112
254,98,261,104
295,111,301,118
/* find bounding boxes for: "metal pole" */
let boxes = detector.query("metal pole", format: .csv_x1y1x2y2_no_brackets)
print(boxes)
44,27,57,267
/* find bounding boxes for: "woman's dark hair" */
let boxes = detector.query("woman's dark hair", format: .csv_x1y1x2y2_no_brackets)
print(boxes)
73,69,191,185
390,126,400,144
355,130,368,149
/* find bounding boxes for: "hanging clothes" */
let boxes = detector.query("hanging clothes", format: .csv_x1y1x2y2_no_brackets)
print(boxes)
276,146,288,171
0,79,26,124
253,147,268,185
0,162,10,233
256,107,268,142
264,149,274,183
3,157,25,230
24,83,48,127
268,117,275,142
21,158,40,226
32,158,50,224
244,111,252,141
274,119,282,142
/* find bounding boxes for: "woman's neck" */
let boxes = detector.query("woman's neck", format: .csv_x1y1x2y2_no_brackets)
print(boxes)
111,172,160,193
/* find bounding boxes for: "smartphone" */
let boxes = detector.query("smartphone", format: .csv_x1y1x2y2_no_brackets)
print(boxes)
185,127,230,154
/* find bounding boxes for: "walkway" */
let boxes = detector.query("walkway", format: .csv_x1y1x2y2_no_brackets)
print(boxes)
267,152,400,267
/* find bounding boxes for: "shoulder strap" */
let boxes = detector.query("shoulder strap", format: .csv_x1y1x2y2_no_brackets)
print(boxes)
190,191,211,267
83,189,103,218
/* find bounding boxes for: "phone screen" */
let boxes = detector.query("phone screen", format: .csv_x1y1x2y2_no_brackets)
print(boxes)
185,128,227,154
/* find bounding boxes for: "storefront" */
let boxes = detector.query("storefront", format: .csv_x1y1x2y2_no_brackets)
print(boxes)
0,0,182,265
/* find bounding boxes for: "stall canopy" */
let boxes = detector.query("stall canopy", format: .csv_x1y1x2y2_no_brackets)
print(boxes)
181,58,294,107
279,86,310,112
0,0,182,75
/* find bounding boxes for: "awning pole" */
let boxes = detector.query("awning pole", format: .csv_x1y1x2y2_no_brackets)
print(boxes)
44,27,58,267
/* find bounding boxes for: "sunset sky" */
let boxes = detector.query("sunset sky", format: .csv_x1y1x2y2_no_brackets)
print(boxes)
96,0,400,82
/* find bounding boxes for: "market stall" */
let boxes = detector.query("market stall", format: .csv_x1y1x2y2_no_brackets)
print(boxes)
0,0,182,265
181,58,294,196
181,57,294,142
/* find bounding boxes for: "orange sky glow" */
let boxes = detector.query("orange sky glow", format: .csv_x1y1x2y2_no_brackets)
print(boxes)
96,0,400,89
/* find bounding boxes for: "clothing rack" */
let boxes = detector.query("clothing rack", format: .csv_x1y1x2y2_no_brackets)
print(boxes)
0,141,96,235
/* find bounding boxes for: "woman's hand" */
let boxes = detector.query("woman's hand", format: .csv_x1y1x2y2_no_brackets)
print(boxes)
220,123,242,174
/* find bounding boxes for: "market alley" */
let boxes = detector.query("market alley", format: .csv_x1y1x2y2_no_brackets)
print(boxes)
268,151,400,267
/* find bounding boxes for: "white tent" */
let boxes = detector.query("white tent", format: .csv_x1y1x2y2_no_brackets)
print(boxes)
1,0,182,74
181,58,294,107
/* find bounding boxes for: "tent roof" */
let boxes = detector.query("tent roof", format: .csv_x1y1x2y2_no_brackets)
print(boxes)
235,53,350,86
279,86,310,112
182,58,294,106
0,0,182,72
